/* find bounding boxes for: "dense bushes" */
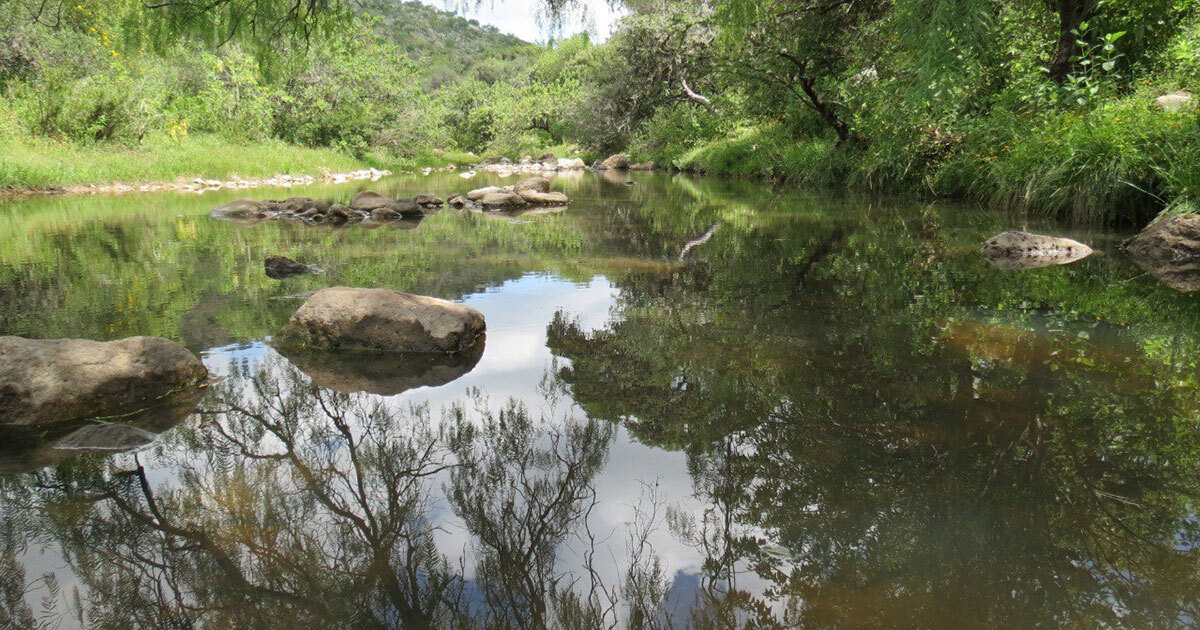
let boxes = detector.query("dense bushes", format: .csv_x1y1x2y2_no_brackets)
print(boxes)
564,0,1200,225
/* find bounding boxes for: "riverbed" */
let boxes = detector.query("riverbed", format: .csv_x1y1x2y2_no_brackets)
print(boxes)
1,170,1197,628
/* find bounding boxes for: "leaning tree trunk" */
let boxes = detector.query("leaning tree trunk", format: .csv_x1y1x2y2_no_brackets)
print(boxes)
1047,0,1097,83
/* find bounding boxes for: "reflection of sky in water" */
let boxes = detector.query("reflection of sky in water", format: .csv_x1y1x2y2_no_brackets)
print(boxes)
195,273,718,618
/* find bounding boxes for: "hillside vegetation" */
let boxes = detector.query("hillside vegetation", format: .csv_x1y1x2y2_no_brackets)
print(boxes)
3,0,1199,226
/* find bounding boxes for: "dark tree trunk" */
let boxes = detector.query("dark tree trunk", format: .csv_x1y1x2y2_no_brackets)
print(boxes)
777,51,853,145
1048,0,1097,83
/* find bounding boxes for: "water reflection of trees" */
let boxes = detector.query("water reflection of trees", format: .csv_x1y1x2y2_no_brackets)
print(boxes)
548,207,1200,627
0,360,696,629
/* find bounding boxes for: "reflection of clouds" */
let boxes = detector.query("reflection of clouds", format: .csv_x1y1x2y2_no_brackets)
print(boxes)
92,273,725,623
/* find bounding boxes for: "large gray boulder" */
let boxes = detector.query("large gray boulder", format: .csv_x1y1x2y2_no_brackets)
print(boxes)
0,336,209,426
1124,214,1200,291
272,287,486,354
601,154,630,170
1124,214,1200,262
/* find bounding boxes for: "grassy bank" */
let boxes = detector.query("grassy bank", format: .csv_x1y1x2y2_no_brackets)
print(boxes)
664,91,1200,227
0,134,370,190
0,134,485,192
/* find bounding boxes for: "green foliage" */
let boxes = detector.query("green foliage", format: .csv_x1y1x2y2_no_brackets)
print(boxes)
0,133,367,189
573,0,1200,225
0,0,558,186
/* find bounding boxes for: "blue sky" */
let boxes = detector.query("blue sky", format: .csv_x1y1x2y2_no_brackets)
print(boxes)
418,0,627,43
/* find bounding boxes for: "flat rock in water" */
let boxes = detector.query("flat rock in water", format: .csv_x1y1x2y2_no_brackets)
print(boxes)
479,191,528,210
467,186,505,201
272,287,486,354
0,336,209,426
981,231,1093,270
517,190,570,205
349,191,394,212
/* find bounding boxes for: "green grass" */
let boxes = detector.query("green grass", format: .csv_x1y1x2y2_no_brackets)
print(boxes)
0,133,371,189
675,124,852,186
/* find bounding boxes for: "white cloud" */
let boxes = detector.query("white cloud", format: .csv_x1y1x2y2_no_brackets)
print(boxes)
419,0,627,43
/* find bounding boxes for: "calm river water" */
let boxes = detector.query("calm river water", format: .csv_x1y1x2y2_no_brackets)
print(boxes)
0,170,1197,628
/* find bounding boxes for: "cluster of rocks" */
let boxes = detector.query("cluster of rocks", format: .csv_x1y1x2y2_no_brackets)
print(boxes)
476,153,589,176
1,287,488,470
449,176,570,211
984,215,1200,293
472,153,657,177
210,190,445,227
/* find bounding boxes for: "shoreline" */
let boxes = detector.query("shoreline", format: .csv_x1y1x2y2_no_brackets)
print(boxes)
0,168,395,202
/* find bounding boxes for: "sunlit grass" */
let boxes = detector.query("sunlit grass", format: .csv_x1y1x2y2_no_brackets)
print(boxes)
0,133,370,189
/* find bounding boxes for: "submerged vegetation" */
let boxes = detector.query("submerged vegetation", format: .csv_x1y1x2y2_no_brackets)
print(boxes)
4,0,1200,218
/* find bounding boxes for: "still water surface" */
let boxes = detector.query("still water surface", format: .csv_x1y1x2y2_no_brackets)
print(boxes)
1,171,1198,628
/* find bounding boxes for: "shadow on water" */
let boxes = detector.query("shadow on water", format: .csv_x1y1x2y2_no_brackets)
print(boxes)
1,172,1200,627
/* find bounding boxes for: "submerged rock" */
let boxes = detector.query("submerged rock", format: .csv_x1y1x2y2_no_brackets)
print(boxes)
0,336,208,426
0,391,202,473
210,199,269,221
272,287,486,354
265,255,316,279
981,231,1093,270
278,341,485,396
